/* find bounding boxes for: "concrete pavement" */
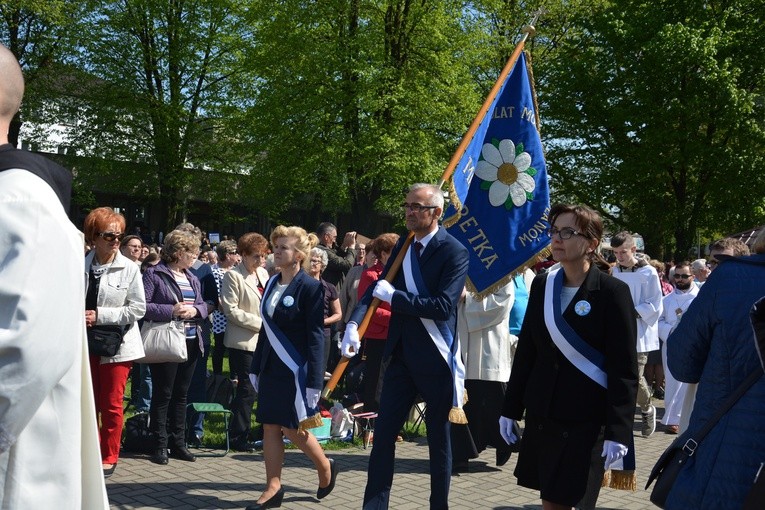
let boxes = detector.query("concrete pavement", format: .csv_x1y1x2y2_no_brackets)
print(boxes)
107,405,674,509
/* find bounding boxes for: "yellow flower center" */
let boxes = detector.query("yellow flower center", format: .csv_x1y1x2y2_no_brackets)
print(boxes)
497,162,519,185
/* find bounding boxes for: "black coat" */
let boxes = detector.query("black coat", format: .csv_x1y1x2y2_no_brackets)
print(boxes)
503,264,638,445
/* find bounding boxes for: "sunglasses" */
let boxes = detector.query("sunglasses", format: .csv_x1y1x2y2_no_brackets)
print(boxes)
673,274,692,279
401,202,438,213
98,231,125,242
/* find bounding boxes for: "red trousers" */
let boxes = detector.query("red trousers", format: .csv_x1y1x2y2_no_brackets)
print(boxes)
89,356,132,464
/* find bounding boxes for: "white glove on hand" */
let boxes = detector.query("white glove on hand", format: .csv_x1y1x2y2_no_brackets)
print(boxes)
372,280,395,304
341,322,361,357
306,388,321,410
498,416,518,445
602,440,628,470
249,373,259,393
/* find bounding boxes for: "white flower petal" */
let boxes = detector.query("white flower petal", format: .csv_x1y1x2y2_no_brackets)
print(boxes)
475,160,498,181
513,152,532,172
516,172,536,192
509,183,528,207
489,181,510,206
498,139,516,164
481,143,503,167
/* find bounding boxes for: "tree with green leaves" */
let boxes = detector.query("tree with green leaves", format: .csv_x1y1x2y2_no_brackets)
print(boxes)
242,0,484,233
58,0,258,230
0,0,86,146
541,0,765,259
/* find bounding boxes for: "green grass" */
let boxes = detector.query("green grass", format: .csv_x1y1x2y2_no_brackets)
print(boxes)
123,352,426,450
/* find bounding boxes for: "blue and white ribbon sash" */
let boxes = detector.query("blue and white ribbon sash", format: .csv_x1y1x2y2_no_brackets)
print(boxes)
402,243,467,409
259,276,313,424
543,267,607,388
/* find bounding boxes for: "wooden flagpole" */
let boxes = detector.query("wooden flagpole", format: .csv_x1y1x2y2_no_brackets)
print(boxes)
321,17,541,402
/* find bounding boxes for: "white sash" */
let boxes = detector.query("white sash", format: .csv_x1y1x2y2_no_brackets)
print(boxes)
259,275,312,424
402,243,467,409
543,267,607,388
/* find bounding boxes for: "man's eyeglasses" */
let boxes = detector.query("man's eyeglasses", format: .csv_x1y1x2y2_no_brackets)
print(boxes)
98,232,125,242
673,273,692,279
401,203,438,213
227,251,238,255
546,227,584,240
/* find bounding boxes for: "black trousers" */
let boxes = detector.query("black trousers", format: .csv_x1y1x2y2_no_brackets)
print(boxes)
212,331,226,375
228,348,256,444
149,339,200,450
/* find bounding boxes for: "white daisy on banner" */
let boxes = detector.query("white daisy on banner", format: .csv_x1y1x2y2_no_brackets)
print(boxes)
475,138,537,208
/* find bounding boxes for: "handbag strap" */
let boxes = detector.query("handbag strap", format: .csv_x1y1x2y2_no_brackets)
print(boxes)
684,367,763,455
156,269,182,304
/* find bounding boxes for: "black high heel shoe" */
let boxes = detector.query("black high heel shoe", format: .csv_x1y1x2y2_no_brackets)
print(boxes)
317,458,338,500
245,487,284,510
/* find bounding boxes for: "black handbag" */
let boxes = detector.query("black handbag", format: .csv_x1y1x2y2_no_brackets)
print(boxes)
87,324,127,357
646,368,763,508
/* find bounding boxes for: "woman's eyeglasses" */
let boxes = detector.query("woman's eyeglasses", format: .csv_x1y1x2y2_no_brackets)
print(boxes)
546,227,584,240
98,232,125,242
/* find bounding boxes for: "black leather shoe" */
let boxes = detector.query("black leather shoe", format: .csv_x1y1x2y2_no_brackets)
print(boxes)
187,433,203,448
317,458,338,500
151,448,168,465
496,448,512,467
245,487,284,509
169,446,197,462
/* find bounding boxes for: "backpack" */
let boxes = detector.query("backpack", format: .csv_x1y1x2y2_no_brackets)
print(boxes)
206,374,234,408
122,412,156,453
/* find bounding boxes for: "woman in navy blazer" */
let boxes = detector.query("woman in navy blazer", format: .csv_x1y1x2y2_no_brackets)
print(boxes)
247,225,338,510
500,204,638,509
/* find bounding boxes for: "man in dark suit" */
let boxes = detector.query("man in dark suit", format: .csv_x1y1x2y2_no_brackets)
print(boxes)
343,183,469,510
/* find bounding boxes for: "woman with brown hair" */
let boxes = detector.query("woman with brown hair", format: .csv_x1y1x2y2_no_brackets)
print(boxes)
220,232,269,452
356,233,399,412
500,204,638,510
83,207,146,477
142,229,208,465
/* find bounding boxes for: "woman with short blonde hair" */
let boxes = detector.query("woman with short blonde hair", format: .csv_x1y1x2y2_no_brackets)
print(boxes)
248,225,338,508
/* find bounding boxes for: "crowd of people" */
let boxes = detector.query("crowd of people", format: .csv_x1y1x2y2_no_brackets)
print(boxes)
2,40,765,510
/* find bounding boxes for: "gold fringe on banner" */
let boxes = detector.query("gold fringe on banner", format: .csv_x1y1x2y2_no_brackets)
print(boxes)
298,412,324,432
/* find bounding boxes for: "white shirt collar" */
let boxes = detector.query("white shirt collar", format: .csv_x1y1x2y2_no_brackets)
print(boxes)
415,227,438,250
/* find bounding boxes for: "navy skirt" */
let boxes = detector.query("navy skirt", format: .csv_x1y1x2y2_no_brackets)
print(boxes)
255,354,301,429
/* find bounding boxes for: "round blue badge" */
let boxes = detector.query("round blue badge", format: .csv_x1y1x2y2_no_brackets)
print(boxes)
282,295,294,307
574,300,591,316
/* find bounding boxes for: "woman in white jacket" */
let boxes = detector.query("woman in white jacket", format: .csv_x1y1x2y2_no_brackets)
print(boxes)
83,207,146,478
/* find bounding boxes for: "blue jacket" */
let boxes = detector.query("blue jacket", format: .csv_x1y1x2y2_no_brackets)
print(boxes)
252,269,325,390
666,254,765,510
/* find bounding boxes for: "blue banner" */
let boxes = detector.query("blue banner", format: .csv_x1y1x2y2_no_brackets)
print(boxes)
444,51,550,295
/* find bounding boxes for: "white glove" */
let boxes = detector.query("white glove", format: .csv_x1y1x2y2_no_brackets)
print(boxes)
372,280,395,304
249,373,259,392
602,440,628,470
341,322,361,357
498,416,518,445
306,387,320,410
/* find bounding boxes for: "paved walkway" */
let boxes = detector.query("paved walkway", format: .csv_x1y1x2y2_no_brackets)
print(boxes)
107,406,674,509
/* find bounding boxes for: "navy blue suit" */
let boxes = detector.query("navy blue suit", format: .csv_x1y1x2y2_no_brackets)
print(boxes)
253,269,325,429
350,226,469,510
